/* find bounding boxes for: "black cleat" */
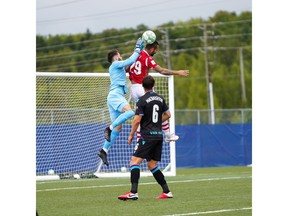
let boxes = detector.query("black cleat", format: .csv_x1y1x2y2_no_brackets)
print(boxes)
104,127,112,142
97,149,109,166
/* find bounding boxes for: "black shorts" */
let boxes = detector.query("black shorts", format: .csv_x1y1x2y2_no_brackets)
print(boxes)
133,138,163,161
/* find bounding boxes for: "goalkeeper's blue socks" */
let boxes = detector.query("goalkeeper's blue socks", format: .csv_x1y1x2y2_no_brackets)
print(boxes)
151,167,170,193
103,129,120,152
111,110,134,129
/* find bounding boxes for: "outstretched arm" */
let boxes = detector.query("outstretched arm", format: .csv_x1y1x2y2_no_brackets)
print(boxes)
117,52,139,68
116,38,143,68
154,65,189,76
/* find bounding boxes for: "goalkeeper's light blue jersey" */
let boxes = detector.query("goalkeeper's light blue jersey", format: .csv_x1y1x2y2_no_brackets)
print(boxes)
109,52,139,94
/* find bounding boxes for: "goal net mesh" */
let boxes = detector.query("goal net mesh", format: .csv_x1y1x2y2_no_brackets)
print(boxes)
36,72,174,178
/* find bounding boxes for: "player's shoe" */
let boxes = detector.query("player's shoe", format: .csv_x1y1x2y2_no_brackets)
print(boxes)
165,133,179,143
156,191,173,199
97,149,109,166
104,127,112,142
118,192,139,201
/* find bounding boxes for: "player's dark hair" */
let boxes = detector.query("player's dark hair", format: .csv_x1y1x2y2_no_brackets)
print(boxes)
107,49,119,63
145,41,159,49
142,75,155,90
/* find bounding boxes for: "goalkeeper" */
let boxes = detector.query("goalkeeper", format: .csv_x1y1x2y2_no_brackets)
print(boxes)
97,38,144,166
127,40,189,142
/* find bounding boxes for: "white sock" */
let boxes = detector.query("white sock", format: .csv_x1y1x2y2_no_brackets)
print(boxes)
162,121,170,135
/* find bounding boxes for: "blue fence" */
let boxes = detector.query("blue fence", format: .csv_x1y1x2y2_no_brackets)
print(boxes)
36,123,252,174
175,123,252,167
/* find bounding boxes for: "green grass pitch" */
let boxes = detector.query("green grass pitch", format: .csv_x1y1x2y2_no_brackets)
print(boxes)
36,166,252,216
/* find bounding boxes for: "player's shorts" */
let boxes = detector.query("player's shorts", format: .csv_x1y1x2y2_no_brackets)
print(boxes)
107,88,129,121
130,83,145,102
133,138,163,161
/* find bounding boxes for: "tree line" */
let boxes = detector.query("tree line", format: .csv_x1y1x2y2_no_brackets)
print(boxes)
36,10,252,109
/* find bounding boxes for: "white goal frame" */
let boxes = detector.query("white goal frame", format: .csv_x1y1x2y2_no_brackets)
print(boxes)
36,72,176,179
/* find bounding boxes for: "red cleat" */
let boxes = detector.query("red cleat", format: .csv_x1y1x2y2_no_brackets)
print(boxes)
118,192,139,201
156,192,173,199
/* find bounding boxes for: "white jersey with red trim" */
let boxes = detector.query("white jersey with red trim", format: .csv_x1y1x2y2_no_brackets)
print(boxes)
128,50,158,84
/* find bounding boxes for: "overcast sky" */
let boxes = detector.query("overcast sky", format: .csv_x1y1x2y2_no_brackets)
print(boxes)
36,0,252,35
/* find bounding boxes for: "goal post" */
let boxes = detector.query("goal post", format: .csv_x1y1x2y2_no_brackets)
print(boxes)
36,72,176,180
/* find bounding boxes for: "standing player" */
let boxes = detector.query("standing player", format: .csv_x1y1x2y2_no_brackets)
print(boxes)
128,40,189,142
97,38,143,166
118,75,173,200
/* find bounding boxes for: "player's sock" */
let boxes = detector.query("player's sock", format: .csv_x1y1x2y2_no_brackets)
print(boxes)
151,167,170,193
111,110,134,128
130,164,140,193
162,121,170,136
103,129,120,152
136,125,141,142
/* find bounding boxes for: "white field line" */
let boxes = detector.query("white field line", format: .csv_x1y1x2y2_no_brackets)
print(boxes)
161,207,252,216
36,176,251,192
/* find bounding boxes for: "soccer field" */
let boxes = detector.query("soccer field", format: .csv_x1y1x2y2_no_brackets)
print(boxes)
36,166,252,216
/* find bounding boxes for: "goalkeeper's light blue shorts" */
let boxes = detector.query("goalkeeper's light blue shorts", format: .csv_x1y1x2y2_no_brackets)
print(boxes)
107,88,129,121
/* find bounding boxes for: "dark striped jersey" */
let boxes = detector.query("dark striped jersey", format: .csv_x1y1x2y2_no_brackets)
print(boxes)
135,91,169,140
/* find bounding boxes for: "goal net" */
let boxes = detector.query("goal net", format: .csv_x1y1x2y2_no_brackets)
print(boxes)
36,72,176,179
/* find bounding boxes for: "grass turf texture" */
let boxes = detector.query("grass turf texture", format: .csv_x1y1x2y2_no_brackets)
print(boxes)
36,166,252,216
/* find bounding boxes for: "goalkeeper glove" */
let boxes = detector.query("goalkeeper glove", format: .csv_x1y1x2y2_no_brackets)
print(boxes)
134,37,144,53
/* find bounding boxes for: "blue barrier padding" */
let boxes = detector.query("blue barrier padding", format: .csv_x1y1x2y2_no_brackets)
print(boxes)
175,123,252,168
36,123,252,174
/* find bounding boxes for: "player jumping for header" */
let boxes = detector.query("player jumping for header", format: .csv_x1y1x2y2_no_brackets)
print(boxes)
97,38,144,166
128,40,189,142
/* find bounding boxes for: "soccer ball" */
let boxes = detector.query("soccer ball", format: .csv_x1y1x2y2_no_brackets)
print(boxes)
142,30,156,44
73,174,81,179
120,167,127,172
48,169,55,175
